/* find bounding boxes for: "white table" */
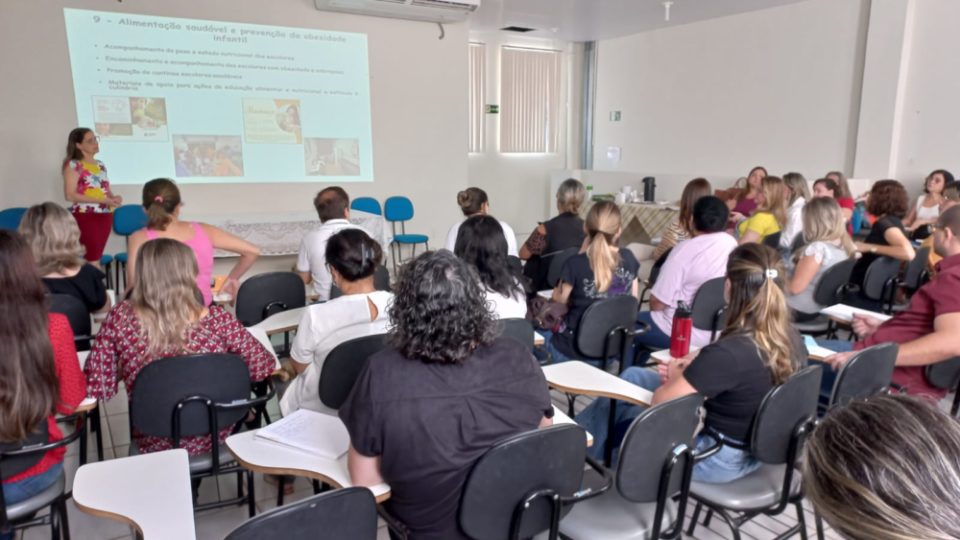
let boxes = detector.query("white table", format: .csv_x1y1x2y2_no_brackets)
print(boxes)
542,361,653,407
73,449,196,540
250,306,307,336
247,326,282,370
552,405,592,447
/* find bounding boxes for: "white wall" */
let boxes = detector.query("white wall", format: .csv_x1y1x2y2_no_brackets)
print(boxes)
0,0,467,252
591,0,869,202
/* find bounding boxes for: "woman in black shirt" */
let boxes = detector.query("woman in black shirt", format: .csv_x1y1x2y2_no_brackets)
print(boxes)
19,202,110,313
576,243,806,483
520,178,588,291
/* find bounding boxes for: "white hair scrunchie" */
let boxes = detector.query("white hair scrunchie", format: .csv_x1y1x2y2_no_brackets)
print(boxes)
765,268,779,280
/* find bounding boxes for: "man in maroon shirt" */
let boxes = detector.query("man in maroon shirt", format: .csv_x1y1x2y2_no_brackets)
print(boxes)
820,205,960,399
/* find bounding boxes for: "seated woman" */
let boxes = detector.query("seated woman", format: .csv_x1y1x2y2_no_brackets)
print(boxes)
454,215,527,319
823,171,857,222
0,231,85,511
846,180,915,309
542,201,640,364
577,244,806,483
18,202,110,313
728,165,768,220
126,178,261,305
84,238,274,455
738,175,788,245
780,172,809,253
281,229,393,415
903,169,952,239
787,197,856,320
520,178,587,291
340,251,553,540
444,187,518,257
648,178,712,263
804,394,960,540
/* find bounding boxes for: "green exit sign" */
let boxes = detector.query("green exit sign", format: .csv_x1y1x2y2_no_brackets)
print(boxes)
485,104,499,114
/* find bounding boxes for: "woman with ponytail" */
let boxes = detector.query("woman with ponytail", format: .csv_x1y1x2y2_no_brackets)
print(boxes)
542,201,640,363
281,229,393,415
125,178,260,305
577,243,807,483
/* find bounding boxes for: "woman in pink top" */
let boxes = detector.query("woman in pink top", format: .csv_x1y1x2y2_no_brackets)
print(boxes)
126,178,260,305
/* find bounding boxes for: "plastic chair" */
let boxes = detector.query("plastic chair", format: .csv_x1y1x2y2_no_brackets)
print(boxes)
924,357,960,417
823,342,897,411
235,272,307,327
860,256,902,313
0,416,83,540
761,231,782,250
0,207,26,231
498,318,535,350
792,258,856,337
329,265,390,300
225,487,378,540
456,424,607,540
384,196,429,272
129,353,274,517
686,365,822,540
318,334,389,410
788,233,804,254
558,394,704,540
690,277,727,342
349,197,382,216
898,246,931,299
544,247,579,290
111,204,148,291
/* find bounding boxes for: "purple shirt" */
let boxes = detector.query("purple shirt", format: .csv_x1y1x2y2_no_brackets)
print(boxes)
651,232,738,347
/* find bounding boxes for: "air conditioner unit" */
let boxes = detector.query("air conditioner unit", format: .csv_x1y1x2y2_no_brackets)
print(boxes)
315,0,480,24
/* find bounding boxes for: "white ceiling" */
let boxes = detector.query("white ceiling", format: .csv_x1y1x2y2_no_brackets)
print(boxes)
469,0,812,42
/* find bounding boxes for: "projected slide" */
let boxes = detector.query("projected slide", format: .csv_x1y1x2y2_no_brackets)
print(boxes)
63,8,373,184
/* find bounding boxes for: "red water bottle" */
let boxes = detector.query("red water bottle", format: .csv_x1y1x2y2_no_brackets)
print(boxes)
670,301,693,358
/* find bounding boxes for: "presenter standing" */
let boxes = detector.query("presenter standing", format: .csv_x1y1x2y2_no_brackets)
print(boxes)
62,127,121,268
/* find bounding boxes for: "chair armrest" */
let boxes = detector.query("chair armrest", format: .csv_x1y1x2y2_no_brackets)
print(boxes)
561,455,613,504
214,378,277,411
377,505,410,540
7,416,85,458
692,432,722,461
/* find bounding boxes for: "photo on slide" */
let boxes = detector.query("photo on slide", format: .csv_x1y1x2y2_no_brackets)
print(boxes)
93,96,168,141
304,138,361,176
172,135,244,177
242,98,302,144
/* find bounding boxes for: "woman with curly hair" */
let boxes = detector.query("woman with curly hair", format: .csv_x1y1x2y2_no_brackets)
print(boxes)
340,250,553,540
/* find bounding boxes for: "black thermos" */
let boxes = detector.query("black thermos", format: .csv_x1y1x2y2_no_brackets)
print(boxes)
642,176,656,202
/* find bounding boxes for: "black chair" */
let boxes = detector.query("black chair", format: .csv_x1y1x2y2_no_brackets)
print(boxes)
822,342,897,412
225,487,378,540
686,365,822,540
762,231,782,250
128,353,274,517
925,357,960,417
639,247,672,306
0,416,83,540
457,424,609,540
860,256,902,314
691,277,726,343
895,247,930,304
788,233,804,254
329,265,391,300
573,295,644,374
498,318,535,349
318,334,389,410
235,272,307,327
558,394,704,540
792,259,856,338
546,248,578,289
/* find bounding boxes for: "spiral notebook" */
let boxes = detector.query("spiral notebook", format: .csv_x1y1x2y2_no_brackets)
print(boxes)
254,409,350,459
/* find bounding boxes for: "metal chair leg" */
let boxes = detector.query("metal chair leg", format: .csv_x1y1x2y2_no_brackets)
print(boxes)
796,501,809,540
247,472,256,518
686,501,702,535
814,509,826,540
59,496,71,540
276,476,286,507
703,508,714,527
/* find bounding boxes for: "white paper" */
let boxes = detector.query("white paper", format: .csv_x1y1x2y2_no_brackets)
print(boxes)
254,409,350,459
819,304,892,323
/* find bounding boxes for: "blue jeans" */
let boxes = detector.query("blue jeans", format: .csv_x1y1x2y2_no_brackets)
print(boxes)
632,311,672,367
1,463,63,539
536,330,606,367
575,368,759,483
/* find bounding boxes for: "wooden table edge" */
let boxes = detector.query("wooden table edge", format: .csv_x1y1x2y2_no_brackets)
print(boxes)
546,381,651,407
73,499,149,539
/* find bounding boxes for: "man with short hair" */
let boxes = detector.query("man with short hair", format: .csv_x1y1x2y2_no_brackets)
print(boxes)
632,196,737,365
822,204,960,399
296,186,361,300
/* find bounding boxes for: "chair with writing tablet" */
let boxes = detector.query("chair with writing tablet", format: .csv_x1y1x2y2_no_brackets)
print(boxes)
791,258,856,338
690,277,727,343
225,487,378,540
859,256,902,314
349,197,382,216
498,318,535,350
329,265,390,300
128,353,275,517
761,231,782,250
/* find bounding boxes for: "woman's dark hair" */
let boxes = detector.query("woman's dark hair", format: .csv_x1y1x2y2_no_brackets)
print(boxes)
454,215,525,300
457,187,489,217
388,250,496,364
813,178,840,197
926,169,955,194
866,180,909,219
692,196,730,234
142,178,182,230
324,229,382,282
63,127,94,168
0,231,59,442
678,178,713,235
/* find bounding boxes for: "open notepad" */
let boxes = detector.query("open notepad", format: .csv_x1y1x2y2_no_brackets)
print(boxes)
254,409,350,459
820,304,892,323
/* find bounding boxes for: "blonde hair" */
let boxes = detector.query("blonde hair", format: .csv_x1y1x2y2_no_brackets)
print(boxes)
18,202,85,275
804,394,960,540
129,239,204,356
722,244,797,385
758,176,789,227
782,172,810,204
556,179,586,214
799,197,856,258
584,201,622,294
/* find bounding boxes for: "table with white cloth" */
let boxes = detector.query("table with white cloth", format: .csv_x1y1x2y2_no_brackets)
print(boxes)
198,210,392,257
579,201,679,245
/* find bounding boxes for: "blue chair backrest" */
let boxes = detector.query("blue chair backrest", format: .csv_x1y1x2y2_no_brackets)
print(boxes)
0,207,27,231
384,196,414,222
350,197,382,216
113,205,148,236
